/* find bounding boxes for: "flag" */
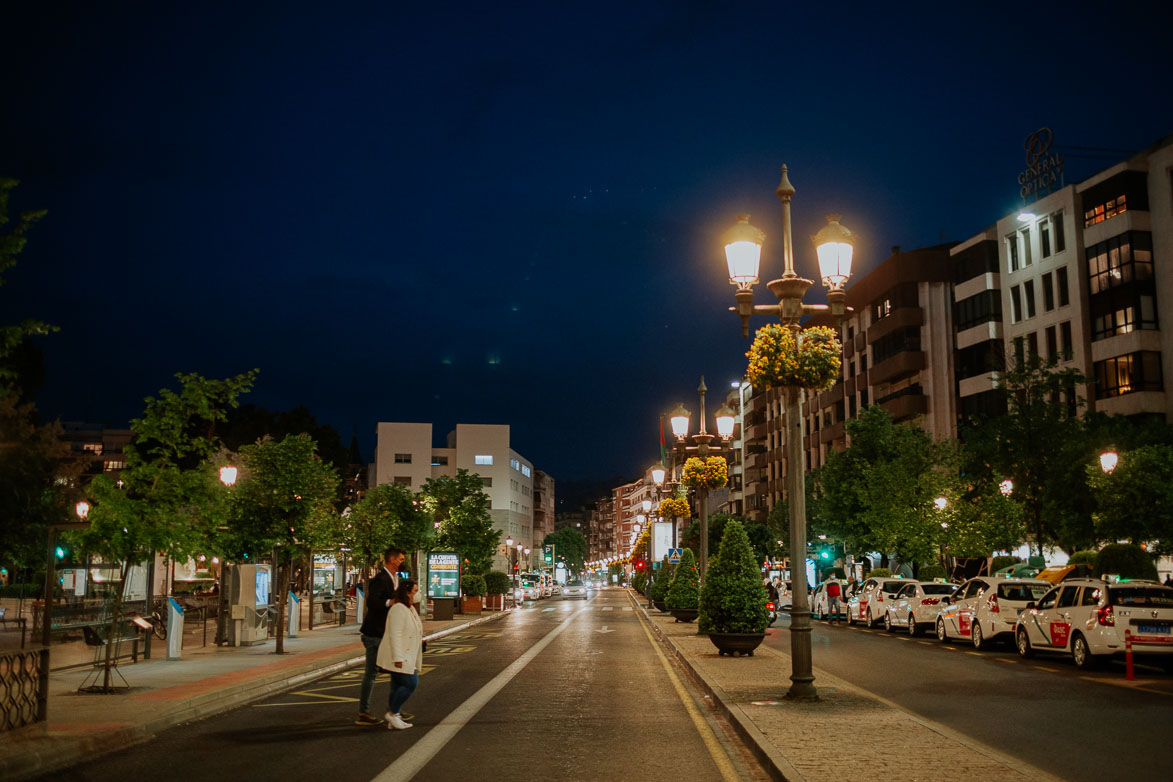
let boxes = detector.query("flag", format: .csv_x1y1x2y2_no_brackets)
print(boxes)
659,415,667,465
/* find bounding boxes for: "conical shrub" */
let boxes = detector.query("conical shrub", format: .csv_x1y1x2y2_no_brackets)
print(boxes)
649,555,674,602
699,519,768,633
666,548,700,609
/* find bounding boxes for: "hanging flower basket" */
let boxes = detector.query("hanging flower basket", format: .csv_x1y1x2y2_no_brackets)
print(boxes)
658,497,690,518
745,324,842,391
682,456,727,490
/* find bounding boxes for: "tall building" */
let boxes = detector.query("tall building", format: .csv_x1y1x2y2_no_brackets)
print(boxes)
532,469,556,550
374,422,545,571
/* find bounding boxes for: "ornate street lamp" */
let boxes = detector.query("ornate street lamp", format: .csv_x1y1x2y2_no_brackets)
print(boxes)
219,465,238,486
720,165,855,702
1099,451,1119,474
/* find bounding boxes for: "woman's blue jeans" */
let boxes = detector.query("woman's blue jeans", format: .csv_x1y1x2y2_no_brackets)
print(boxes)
389,670,418,714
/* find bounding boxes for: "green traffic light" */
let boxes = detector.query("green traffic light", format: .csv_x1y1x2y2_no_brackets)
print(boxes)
55,547,66,558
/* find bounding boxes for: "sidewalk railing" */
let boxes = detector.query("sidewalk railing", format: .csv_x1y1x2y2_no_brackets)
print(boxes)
0,646,47,732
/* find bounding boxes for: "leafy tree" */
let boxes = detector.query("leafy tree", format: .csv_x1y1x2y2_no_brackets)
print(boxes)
699,520,768,634
1092,543,1158,581
940,488,1026,559
484,571,511,595
227,433,339,654
666,547,699,610
421,469,498,575
337,481,432,595
1087,444,1173,556
0,179,54,388
79,371,256,684
543,527,587,573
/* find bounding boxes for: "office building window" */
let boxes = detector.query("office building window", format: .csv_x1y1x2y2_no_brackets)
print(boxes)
521,465,531,477
954,290,1002,331
1057,267,1070,306
481,477,493,488
1084,194,1127,227
1094,351,1162,398
1040,220,1051,257
1052,212,1065,252
1024,280,1036,318
394,453,412,464
1021,229,1032,266
1014,336,1025,368
1087,232,1153,295
1091,294,1158,341
1060,321,1073,360
394,476,411,486
1045,326,1057,360
431,455,448,466
1041,273,1054,312
1027,332,1039,358
1010,286,1022,323
1007,234,1020,272
510,458,520,471
474,454,494,465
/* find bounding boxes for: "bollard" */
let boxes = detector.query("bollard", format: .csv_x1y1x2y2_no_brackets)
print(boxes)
166,597,184,660
356,587,365,626
288,592,300,637
1124,628,1135,681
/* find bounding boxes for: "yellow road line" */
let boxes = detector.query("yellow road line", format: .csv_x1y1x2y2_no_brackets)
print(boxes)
1037,666,1059,672
1082,676,1173,698
632,602,741,782
966,651,983,657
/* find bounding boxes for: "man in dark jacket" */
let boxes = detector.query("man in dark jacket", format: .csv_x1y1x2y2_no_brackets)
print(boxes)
355,546,405,725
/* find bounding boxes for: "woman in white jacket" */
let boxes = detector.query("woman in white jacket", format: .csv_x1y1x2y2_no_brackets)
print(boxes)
377,579,423,730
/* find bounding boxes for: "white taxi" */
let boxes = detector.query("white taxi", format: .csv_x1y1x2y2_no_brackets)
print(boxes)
847,576,909,628
1015,578,1173,669
883,580,957,636
936,576,1050,650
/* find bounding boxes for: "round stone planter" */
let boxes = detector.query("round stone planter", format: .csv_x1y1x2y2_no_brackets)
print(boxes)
708,631,766,657
653,600,668,613
668,607,699,623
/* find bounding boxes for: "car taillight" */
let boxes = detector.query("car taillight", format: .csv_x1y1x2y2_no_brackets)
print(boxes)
987,595,1000,613
876,593,884,602
1097,605,1115,626
766,602,775,611
921,598,939,606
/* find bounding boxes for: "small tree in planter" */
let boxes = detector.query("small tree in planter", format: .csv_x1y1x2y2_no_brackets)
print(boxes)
649,557,673,609
666,548,700,622
484,571,511,610
700,520,768,655
461,573,486,613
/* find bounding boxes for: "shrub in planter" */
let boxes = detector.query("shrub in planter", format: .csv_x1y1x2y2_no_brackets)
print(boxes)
1068,550,1098,567
484,571,511,595
1093,543,1158,580
699,520,768,634
990,556,1021,573
633,572,649,594
649,558,673,603
867,567,892,578
917,564,946,580
461,574,487,597
666,549,700,610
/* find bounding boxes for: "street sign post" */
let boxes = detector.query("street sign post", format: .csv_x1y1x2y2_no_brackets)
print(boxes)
543,545,554,566
667,548,683,564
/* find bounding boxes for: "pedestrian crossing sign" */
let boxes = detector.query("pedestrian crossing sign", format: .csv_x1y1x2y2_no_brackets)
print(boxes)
667,548,683,564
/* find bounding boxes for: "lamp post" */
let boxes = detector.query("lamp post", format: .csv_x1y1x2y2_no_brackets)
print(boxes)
667,378,736,577
720,165,855,702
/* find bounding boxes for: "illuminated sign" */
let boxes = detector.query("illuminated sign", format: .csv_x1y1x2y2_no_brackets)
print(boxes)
1018,127,1064,203
427,552,461,599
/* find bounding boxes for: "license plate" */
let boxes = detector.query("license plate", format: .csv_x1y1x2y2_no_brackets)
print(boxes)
1138,625,1170,634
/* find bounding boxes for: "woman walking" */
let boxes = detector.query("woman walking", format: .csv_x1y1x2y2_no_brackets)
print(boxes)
378,579,423,730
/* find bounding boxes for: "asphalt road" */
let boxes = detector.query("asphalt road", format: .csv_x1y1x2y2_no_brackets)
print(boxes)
767,611,1173,781
45,589,764,782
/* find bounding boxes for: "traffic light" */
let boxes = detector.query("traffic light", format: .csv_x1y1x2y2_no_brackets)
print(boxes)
513,563,519,571
635,560,645,571
55,546,67,559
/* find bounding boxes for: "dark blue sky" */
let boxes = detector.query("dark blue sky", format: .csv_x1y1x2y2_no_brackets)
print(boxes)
3,2,1172,482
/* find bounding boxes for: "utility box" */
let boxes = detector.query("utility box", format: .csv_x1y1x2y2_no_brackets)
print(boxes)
227,564,272,646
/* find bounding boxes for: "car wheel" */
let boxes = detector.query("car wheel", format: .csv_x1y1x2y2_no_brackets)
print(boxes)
865,610,876,629
1072,634,1099,669
907,615,918,637
1016,628,1034,658
847,610,855,626
936,618,948,643
883,612,892,632
972,621,986,651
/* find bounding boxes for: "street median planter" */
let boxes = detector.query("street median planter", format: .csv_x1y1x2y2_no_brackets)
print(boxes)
484,593,505,610
669,608,699,623
708,631,766,657
461,596,483,614
653,600,667,613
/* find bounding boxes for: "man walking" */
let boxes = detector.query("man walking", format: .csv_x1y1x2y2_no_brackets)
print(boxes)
355,547,405,726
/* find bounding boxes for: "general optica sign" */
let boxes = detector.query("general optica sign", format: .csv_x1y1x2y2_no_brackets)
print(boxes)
427,552,461,599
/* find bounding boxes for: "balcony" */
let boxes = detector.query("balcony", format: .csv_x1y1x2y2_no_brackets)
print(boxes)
867,307,923,344
869,350,925,386
819,420,845,444
879,393,928,421
748,420,768,441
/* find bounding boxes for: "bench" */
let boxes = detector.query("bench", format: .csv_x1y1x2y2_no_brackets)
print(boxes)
82,620,142,647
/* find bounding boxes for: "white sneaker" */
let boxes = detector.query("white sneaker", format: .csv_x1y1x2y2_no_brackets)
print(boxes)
386,712,412,730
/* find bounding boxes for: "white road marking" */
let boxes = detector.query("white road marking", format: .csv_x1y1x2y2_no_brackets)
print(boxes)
542,607,555,612
596,626,614,634
623,607,633,611
601,606,613,611
371,607,588,782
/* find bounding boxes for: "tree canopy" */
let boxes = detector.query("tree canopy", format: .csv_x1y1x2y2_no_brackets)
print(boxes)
421,469,498,575
543,526,587,572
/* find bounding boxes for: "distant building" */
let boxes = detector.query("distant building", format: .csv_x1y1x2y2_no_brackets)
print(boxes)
533,469,556,549
59,422,132,480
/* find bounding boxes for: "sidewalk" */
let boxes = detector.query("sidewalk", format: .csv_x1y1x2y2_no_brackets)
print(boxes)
0,609,510,782
637,595,1063,782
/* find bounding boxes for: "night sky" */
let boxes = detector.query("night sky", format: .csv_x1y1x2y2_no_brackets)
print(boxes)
3,2,1172,484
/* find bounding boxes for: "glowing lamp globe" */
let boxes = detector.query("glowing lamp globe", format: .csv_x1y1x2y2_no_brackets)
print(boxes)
813,214,854,291
651,466,666,485
219,465,238,486
715,403,736,438
723,214,765,289
669,403,690,439
1100,451,1119,474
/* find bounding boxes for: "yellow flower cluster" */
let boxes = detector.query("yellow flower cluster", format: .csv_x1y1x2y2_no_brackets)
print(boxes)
681,456,728,489
658,497,691,518
745,324,843,391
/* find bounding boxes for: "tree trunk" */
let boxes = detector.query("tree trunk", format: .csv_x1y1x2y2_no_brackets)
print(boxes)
103,559,131,691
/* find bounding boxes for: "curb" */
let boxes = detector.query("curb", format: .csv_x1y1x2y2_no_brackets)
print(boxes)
1,609,512,782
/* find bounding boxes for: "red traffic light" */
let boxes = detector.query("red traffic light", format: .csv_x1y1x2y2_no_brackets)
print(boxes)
513,563,519,571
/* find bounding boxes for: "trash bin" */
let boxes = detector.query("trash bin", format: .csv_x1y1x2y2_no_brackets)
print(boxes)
431,598,455,621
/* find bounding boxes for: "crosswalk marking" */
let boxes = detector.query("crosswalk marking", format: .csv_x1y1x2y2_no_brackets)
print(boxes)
601,606,613,611
623,607,633,611
542,607,556,612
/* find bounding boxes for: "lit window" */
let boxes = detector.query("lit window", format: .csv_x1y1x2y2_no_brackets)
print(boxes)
475,454,493,465
83,443,104,454
510,458,520,471
521,465,531,477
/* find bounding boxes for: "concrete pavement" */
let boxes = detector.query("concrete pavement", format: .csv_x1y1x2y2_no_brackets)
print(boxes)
0,609,510,782
634,590,1064,782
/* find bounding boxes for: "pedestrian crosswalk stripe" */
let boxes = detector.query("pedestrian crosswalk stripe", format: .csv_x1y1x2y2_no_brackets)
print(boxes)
601,606,613,611
623,607,633,611
542,607,555,612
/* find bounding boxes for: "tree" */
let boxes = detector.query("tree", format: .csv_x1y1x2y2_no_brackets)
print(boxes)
79,370,256,685
221,404,351,473
421,469,498,575
699,520,769,634
543,527,587,573
1087,444,1173,556
339,482,432,594
0,179,54,388
228,433,338,654
666,548,699,610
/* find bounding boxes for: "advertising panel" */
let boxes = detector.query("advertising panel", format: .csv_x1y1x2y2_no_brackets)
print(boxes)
427,552,461,599
651,522,674,562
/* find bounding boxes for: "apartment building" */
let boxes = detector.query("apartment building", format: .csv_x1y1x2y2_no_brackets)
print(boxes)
532,469,556,550
374,422,544,571
59,422,132,479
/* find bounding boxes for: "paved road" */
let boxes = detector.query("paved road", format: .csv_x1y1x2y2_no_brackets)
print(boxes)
767,611,1173,782
45,589,764,782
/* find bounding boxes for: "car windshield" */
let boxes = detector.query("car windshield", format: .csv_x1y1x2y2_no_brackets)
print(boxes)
521,580,537,587
1110,587,1173,607
997,583,1049,601
922,584,955,595
567,580,584,586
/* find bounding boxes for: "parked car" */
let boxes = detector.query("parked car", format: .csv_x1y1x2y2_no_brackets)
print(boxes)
847,577,909,628
1015,578,1173,669
883,580,957,635
776,581,793,612
936,576,1051,649
518,579,542,601
561,579,589,600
